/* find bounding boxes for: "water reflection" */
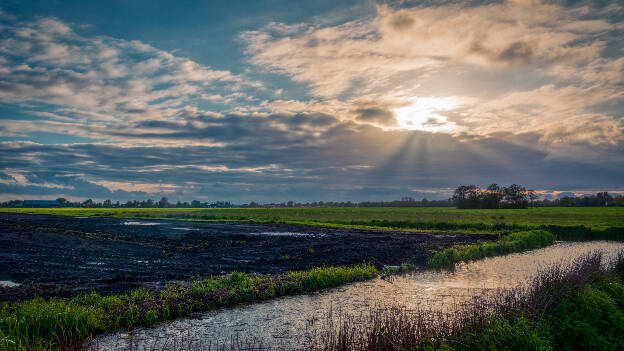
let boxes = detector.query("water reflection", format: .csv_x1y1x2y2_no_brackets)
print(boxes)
92,241,624,350
256,232,318,237
0,280,20,287
122,221,161,226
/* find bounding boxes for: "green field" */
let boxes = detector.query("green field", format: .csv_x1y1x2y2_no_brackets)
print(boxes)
3,206,624,233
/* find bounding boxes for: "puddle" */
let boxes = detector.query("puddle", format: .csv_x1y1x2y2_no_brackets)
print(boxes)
0,280,21,287
122,221,161,226
254,232,316,237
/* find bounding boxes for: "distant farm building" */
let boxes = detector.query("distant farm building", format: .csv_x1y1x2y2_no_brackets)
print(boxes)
21,200,61,208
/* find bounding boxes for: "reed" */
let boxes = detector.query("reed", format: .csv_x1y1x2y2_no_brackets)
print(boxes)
311,251,624,351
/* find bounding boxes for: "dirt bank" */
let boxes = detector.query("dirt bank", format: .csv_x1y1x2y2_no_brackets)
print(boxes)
0,212,495,300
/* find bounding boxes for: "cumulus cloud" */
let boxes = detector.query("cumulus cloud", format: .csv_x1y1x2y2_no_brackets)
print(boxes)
242,0,624,144
0,15,260,129
353,106,396,126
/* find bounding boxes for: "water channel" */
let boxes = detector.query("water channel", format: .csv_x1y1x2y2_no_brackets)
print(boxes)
92,241,624,350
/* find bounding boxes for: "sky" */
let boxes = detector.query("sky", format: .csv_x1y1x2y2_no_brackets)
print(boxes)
0,0,623,203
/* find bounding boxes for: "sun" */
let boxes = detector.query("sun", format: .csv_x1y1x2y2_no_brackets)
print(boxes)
393,97,457,132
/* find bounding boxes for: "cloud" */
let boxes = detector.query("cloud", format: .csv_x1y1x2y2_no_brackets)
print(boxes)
471,40,536,66
353,106,396,126
0,15,261,129
242,1,616,96
453,84,624,145
0,4,622,202
242,0,623,144
1,120,623,202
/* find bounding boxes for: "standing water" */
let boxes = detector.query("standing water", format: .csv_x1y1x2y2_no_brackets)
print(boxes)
91,241,624,350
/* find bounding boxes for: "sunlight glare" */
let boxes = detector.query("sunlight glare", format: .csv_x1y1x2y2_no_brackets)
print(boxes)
394,97,457,132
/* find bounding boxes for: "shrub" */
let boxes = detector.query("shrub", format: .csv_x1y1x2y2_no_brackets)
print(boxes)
541,278,624,350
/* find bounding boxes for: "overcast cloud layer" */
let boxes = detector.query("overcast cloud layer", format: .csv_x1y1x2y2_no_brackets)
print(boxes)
1,0,623,202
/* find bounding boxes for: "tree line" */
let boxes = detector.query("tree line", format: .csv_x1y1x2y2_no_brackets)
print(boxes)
537,192,621,207
451,184,623,209
1,190,623,208
1,197,452,208
240,198,453,208
0,197,234,209
452,184,536,209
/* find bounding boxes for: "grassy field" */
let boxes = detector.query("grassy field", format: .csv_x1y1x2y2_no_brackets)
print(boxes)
3,207,624,233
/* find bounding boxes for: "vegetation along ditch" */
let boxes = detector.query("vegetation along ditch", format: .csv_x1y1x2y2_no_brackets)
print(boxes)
89,242,624,350
0,264,384,350
312,251,624,351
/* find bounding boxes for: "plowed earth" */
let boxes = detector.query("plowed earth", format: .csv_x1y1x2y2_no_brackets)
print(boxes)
0,212,495,300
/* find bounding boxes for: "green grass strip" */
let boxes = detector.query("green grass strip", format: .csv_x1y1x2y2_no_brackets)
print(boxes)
426,230,557,269
0,264,378,351
3,207,623,238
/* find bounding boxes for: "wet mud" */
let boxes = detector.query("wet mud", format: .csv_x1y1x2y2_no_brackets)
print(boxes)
0,212,495,300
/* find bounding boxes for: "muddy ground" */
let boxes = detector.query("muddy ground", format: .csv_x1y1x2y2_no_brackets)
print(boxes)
0,212,496,300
